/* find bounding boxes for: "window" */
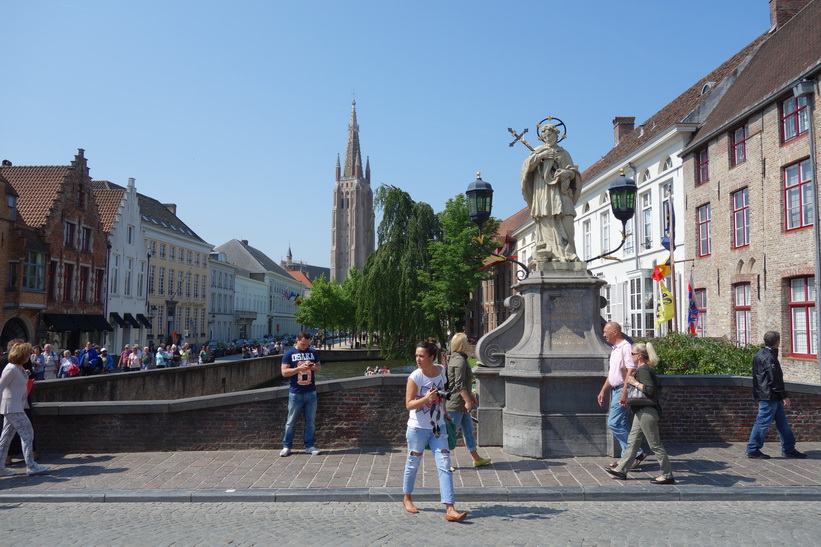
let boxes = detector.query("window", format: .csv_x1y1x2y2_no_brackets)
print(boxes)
150,241,157,256
600,211,610,254
159,267,165,295
583,220,592,260
169,246,175,262
789,277,817,357
7,261,18,289
660,182,672,237
734,284,751,346
730,125,749,166
601,285,611,321
22,251,45,290
179,249,184,263
124,258,133,296
663,157,673,171
178,272,183,296
160,244,166,259
186,273,191,298
62,263,74,301
78,266,89,302
784,159,813,230
7,195,17,221
63,222,76,249
194,274,199,299
628,277,655,339
695,148,709,185
79,226,92,252
195,253,200,267
642,169,651,183
169,270,175,297
148,265,155,296
137,261,145,298
697,204,712,257
623,217,635,256
47,261,58,299
127,225,134,245
640,191,652,249
695,289,707,338
94,269,105,303
76,184,85,208
110,255,119,294
187,251,192,265
781,96,809,143
732,188,750,248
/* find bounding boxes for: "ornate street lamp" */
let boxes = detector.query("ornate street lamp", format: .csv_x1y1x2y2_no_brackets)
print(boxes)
465,173,530,279
587,169,637,262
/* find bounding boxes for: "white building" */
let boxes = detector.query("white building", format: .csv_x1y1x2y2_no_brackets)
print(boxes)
92,178,151,352
208,251,237,342
234,269,268,340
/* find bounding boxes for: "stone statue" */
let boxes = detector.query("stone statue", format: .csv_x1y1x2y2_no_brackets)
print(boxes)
520,124,582,264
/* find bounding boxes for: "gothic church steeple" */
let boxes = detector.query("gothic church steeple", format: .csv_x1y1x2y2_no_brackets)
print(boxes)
330,100,375,284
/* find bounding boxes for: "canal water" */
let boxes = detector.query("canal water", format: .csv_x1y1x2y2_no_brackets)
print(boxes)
316,359,414,380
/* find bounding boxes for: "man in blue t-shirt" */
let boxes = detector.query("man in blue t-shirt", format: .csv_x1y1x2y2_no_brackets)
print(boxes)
280,331,322,457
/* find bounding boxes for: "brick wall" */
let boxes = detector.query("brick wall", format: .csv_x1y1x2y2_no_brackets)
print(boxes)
31,374,821,454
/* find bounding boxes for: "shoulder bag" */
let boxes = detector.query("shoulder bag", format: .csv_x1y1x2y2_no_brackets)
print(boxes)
626,384,655,406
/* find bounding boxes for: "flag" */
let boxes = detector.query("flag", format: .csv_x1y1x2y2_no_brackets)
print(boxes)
652,256,670,281
479,233,518,270
661,198,675,252
687,270,699,335
655,281,675,326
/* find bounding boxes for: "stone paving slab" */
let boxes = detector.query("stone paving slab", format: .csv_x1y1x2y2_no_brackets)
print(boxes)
0,442,819,502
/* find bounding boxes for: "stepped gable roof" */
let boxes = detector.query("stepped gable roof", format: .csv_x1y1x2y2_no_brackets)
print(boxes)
286,269,312,288
136,192,207,244
215,239,292,277
583,35,767,181
90,180,126,233
0,165,69,229
686,0,821,150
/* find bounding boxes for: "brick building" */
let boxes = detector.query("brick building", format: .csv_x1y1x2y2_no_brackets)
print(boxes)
0,170,47,346
681,0,821,382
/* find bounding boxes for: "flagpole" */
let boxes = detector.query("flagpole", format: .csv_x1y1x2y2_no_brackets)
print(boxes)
667,192,678,332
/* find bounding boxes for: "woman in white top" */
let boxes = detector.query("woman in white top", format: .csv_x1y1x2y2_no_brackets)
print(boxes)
402,338,467,522
0,342,50,476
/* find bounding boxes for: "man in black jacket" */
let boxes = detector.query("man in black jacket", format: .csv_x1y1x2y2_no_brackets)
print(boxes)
745,331,806,459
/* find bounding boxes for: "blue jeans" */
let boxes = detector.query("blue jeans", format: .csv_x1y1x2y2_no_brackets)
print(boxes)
608,386,642,457
403,426,454,504
746,400,796,454
448,411,476,452
282,391,317,449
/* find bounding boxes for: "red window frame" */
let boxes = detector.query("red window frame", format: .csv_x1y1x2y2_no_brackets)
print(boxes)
78,266,89,302
63,222,76,249
781,96,809,143
697,203,711,257
694,288,707,338
731,188,749,248
784,159,813,231
62,263,74,302
695,148,709,185
734,283,751,346
789,276,817,358
730,125,749,166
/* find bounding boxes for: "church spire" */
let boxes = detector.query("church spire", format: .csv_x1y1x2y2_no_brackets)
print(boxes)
343,100,361,179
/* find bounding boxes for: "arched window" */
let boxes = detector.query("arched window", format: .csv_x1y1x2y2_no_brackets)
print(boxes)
642,169,651,182
663,157,673,171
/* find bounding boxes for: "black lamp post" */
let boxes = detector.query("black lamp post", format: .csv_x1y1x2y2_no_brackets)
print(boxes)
465,173,530,279
586,169,637,262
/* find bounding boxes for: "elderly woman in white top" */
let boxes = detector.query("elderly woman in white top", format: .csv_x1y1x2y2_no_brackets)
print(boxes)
0,342,50,476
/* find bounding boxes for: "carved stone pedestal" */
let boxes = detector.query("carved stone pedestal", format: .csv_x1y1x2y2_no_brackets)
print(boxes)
476,264,611,458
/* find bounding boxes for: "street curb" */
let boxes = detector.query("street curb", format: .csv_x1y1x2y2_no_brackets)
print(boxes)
1,486,821,503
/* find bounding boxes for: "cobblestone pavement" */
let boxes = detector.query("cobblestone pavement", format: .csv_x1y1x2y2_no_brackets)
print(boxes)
0,442,819,497
1,500,818,545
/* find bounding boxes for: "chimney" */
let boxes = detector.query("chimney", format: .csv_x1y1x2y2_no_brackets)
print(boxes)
241,239,249,245
769,0,809,29
163,203,177,215
613,116,636,146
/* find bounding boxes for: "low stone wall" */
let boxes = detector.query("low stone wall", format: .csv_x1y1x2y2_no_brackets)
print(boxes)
31,356,283,403
29,374,821,454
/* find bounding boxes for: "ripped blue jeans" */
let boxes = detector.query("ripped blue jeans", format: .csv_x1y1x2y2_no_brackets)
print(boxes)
403,425,454,504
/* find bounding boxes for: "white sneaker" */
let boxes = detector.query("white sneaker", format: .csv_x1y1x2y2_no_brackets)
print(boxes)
279,447,291,457
306,446,321,456
26,464,50,476
0,468,15,476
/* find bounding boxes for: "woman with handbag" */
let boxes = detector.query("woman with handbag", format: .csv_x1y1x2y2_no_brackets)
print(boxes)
446,333,491,470
402,338,468,522
603,342,675,485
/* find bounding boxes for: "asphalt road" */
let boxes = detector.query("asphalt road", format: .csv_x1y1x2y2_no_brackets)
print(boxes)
1,500,818,546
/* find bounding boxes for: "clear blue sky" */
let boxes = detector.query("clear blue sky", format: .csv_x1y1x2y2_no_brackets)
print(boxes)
2,0,770,268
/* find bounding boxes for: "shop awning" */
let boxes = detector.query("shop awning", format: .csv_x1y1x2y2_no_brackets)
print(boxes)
122,313,141,328
109,312,129,328
69,314,95,332
136,313,152,328
87,314,114,332
43,313,77,332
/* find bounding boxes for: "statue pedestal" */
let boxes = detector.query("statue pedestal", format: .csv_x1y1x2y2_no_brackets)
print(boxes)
497,265,610,458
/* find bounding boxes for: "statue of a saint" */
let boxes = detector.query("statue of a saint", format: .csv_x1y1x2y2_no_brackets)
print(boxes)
520,124,582,263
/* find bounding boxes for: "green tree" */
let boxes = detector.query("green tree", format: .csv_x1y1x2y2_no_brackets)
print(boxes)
339,268,361,347
294,275,343,344
419,194,499,345
357,185,440,359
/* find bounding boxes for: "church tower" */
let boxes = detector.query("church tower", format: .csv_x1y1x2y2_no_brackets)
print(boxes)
330,100,374,283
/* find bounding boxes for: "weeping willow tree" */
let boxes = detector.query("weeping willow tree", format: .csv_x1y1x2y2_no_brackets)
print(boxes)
357,185,441,359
